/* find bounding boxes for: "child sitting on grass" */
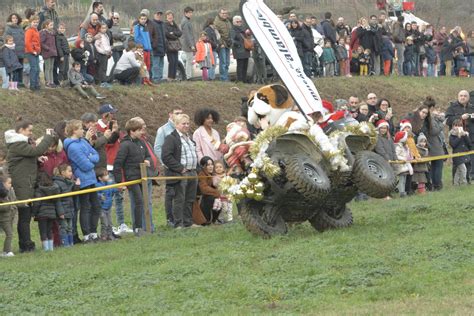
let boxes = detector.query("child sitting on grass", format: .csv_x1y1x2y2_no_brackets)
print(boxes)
96,168,118,241
449,119,472,185
32,172,65,251
135,44,152,86
213,161,233,223
0,174,17,257
68,61,106,99
53,164,78,247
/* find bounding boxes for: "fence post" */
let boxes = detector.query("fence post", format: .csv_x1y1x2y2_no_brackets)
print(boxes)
140,163,152,233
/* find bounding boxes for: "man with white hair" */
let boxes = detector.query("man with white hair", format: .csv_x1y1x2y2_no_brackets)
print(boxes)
231,15,251,83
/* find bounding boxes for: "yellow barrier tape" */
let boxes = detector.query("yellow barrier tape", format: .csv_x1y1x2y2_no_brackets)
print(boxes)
0,175,212,207
389,150,474,164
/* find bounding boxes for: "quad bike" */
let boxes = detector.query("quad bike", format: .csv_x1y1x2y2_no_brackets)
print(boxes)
238,125,396,238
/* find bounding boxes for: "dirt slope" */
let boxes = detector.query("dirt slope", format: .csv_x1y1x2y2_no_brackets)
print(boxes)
0,77,471,149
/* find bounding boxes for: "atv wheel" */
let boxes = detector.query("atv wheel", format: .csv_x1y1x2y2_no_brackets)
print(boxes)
285,156,330,201
352,151,396,198
240,200,287,238
309,206,353,232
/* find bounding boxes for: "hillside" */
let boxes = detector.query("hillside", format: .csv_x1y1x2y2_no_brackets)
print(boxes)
0,77,471,148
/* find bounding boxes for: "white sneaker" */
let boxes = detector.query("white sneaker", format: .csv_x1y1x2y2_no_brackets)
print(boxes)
119,223,133,234
112,226,119,234
3,252,14,257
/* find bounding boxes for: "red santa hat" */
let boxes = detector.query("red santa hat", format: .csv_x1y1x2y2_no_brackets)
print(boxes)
376,119,389,129
322,100,334,115
399,119,412,131
394,131,408,143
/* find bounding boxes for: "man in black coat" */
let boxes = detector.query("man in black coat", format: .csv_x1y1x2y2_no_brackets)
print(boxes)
161,114,199,229
357,15,383,75
302,17,315,78
445,90,474,178
152,11,167,83
320,12,336,46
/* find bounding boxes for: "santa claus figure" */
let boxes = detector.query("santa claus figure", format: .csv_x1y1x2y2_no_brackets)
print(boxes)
224,118,254,174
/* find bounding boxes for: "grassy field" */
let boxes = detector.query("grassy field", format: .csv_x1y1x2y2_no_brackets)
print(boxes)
0,171,473,314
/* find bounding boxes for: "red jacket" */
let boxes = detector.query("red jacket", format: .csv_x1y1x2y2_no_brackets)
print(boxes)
25,27,41,54
96,120,123,168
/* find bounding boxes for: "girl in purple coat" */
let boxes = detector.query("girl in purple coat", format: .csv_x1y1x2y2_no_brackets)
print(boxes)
40,19,58,88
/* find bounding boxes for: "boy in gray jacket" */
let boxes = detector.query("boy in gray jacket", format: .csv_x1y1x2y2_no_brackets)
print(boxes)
68,62,105,99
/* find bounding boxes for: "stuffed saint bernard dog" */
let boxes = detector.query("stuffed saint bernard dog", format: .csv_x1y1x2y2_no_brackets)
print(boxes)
247,84,349,171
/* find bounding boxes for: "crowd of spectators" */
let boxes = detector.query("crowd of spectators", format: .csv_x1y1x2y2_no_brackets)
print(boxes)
1,1,473,96
1,88,473,257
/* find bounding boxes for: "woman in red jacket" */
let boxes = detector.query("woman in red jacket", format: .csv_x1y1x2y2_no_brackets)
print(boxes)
24,16,41,92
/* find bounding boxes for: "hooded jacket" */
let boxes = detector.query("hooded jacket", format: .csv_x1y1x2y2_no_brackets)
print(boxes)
40,29,58,59
2,45,23,74
63,137,99,188
52,176,76,219
5,130,54,200
32,183,65,219
449,129,472,166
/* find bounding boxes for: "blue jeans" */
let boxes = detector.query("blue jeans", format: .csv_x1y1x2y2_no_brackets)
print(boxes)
26,53,40,90
303,51,313,77
109,173,125,226
0,67,8,88
218,47,230,81
208,50,218,80
151,55,164,82
80,65,94,83
129,180,154,232
430,160,444,190
427,63,436,77
404,60,414,76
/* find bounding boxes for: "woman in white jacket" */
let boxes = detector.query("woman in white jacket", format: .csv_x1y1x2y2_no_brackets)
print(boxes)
113,41,141,85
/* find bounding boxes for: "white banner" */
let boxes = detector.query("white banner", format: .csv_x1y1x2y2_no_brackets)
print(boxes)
241,0,323,115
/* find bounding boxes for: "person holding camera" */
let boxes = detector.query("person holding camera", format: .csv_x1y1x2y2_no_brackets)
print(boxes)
64,120,101,243
5,117,55,252
446,90,474,180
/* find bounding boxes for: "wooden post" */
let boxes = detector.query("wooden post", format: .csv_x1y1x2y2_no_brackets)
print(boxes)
140,163,152,233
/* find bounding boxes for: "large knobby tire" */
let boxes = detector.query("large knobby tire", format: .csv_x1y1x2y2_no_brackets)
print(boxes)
352,151,396,198
309,206,353,232
240,200,288,239
285,156,331,201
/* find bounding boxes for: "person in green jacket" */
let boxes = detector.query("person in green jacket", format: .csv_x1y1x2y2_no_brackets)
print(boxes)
0,174,17,257
321,40,336,77
5,118,54,252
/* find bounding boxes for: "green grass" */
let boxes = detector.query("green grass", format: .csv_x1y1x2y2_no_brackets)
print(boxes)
0,172,473,314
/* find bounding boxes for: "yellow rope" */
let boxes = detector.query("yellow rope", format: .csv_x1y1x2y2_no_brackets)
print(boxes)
389,150,474,164
0,175,212,207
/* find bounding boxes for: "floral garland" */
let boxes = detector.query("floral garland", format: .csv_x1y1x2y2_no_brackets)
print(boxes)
220,122,376,201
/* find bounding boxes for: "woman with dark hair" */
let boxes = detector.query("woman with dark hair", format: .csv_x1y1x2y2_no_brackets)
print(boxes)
164,10,182,80
192,108,223,162
197,156,221,223
5,117,54,252
406,104,430,138
204,17,219,80
375,98,395,135
423,96,446,190
5,13,25,87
